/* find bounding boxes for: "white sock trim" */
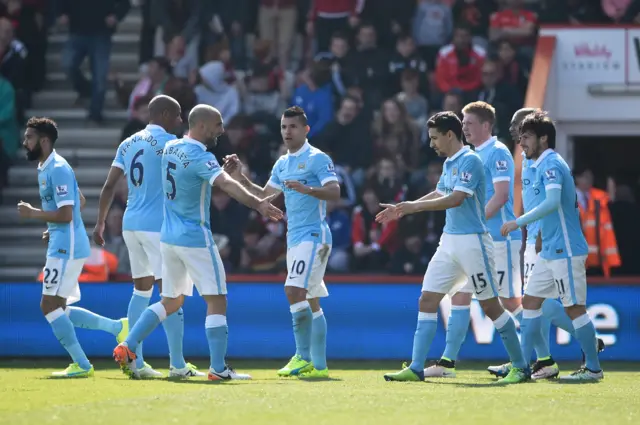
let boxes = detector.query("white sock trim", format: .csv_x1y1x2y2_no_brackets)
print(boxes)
149,302,167,321
451,305,471,311
205,314,227,328
572,313,591,330
133,288,153,298
290,300,310,313
45,307,65,323
418,312,438,321
493,311,511,329
523,308,542,319
312,309,324,319
64,307,72,316
511,305,524,317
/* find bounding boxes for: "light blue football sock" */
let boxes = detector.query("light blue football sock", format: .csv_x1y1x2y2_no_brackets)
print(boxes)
205,315,228,373
573,314,601,371
538,315,552,359
542,298,575,336
311,310,328,370
409,312,438,372
519,311,543,367
125,303,165,352
442,306,470,362
47,308,91,370
67,306,122,335
162,308,186,369
514,306,551,360
291,302,313,362
128,289,152,368
495,312,527,369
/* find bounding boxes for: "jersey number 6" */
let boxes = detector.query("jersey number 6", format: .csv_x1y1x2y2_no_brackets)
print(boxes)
130,149,144,187
166,161,177,200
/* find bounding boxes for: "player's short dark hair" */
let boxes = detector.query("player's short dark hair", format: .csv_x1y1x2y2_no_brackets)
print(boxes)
519,111,556,149
282,106,308,125
427,111,463,141
462,101,496,126
26,117,58,145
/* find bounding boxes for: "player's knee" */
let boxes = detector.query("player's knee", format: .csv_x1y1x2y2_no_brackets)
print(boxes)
40,296,63,316
478,297,504,320
418,292,440,313
285,286,307,305
308,298,321,313
133,276,154,291
564,304,586,320
161,296,184,315
500,297,522,312
521,295,544,310
451,291,472,306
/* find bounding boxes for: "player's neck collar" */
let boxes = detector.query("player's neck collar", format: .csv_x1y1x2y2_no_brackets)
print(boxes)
446,145,469,162
288,140,310,157
183,136,206,151
474,136,495,151
146,123,165,133
532,148,554,168
37,150,56,171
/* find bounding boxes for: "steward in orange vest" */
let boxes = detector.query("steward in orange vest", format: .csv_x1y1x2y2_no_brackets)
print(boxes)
575,169,621,277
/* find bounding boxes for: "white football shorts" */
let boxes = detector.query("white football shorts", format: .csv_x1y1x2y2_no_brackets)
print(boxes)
41,256,85,305
522,243,538,290
122,230,162,280
525,255,588,307
459,240,522,298
285,241,331,299
422,233,499,301
160,242,226,298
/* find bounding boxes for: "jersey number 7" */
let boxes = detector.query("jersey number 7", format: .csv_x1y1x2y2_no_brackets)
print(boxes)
166,161,177,200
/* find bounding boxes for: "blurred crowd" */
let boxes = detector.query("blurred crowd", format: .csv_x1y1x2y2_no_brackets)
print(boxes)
1,0,639,278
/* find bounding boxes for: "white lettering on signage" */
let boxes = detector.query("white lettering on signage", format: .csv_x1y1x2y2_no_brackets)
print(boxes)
439,299,618,347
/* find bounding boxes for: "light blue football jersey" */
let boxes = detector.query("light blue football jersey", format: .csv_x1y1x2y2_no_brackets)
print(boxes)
160,137,223,248
521,153,540,245
475,137,521,242
531,149,588,260
267,141,338,247
436,146,488,234
37,151,90,259
112,124,177,232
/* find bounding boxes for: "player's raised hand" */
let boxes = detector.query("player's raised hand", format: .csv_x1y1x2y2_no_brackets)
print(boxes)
223,154,242,177
93,222,106,246
42,230,49,244
501,220,519,237
284,180,311,194
17,201,35,218
376,203,399,224
377,201,417,223
257,193,284,221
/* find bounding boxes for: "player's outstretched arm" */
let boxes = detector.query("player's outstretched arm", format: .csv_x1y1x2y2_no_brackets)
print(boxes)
214,172,284,221
93,166,124,245
284,180,340,201
223,154,281,198
501,189,561,236
17,201,73,223
416,191,443,202
376,190,466,224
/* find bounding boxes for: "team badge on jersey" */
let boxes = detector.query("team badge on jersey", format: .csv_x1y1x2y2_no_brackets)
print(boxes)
496,160,508,172
298,163,306,170
56,185,68,196
452,168,457,176
545,169,557,181
460,172,472,183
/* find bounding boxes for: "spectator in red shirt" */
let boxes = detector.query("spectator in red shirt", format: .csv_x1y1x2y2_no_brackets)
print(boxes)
351,186,398,271
489,0,537,48
435,25,485,99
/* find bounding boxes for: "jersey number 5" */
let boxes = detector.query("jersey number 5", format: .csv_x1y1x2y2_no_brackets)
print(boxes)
130,149,144,187
166,161,177,200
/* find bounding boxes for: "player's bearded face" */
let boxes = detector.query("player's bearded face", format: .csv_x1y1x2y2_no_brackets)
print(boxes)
25,137,43,161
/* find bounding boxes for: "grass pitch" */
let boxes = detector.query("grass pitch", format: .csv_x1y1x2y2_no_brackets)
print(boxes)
0,360,638,425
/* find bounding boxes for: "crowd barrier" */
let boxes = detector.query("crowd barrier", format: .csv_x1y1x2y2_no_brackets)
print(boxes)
1,276,639,361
